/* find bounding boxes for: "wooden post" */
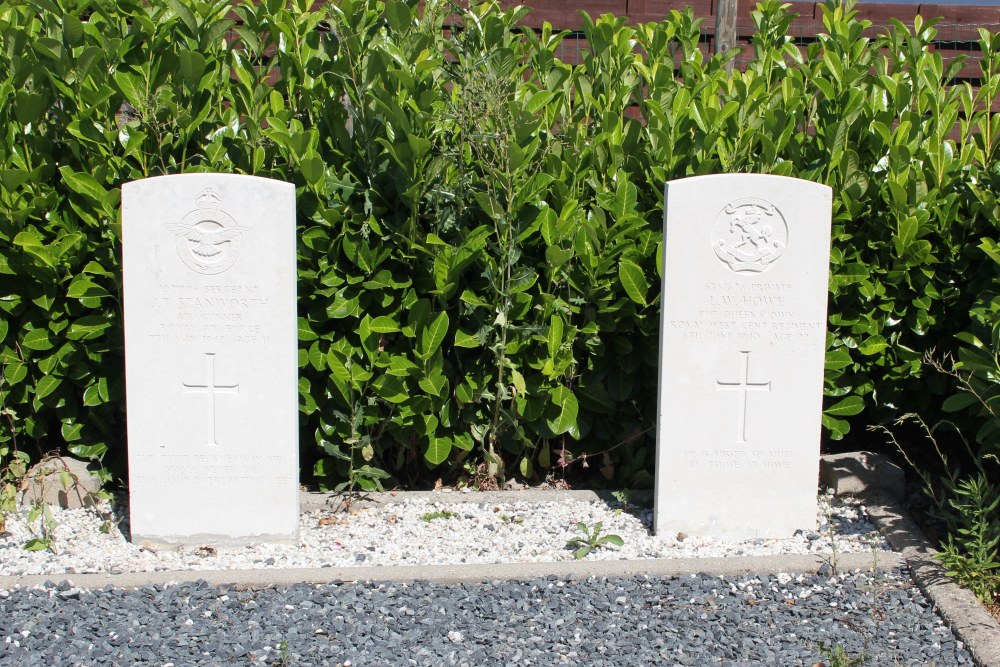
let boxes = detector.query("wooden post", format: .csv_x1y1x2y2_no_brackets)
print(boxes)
715,0,738,72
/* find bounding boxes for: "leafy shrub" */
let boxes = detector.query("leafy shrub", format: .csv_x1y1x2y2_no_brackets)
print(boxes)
0,0,997,491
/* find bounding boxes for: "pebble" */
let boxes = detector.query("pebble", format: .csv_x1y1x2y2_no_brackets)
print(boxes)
0,492,886,577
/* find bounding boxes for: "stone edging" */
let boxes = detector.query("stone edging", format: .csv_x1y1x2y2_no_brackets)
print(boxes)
863,493,1000,667
0,551,900,591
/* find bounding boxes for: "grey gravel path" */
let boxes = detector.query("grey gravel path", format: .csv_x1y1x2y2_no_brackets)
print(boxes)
0,570,972,666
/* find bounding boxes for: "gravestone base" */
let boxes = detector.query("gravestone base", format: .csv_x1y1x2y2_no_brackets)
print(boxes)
129,531,299,551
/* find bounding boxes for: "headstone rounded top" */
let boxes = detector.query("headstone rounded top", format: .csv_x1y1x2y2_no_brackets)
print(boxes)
123,172,294,187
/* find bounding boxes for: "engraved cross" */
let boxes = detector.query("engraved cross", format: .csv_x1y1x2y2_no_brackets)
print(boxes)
182,352,239,446
716,350,771,444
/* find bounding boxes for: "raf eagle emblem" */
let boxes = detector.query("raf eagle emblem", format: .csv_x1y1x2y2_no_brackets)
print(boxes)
167,188,249,275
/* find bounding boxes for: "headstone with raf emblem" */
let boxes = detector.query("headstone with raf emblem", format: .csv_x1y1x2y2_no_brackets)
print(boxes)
123,174,298,547
654,174,832,539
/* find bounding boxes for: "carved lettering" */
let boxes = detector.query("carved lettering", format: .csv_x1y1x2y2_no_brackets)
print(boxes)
684,448,796,471
133,453,291,487
146,283,271,345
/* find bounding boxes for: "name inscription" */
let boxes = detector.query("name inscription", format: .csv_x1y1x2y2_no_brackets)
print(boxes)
147,283,271,345
665,281,823,343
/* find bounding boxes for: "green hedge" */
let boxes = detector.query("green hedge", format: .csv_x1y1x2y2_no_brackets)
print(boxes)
1,0,998,490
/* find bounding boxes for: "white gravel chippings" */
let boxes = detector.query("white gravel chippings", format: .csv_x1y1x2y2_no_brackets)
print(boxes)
0,492,885,576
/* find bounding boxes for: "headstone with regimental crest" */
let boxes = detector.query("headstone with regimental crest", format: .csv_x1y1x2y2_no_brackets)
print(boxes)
122,174,298,547
654,174,832,539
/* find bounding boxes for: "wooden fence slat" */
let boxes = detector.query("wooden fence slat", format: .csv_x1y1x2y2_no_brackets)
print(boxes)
521,0,628,30
626,0,713,22
853,5,920,24
787,2,818,21
933,47,985,79
917,5,1000,24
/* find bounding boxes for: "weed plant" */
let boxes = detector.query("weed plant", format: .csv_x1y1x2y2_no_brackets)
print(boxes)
875,404,1000,606
567,521,624,559
817,641,868,667
884,415,1000,605
0,447,112,550
420,509,458,522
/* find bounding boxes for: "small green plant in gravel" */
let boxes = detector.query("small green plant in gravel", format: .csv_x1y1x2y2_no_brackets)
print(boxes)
276,639,291,667
1,444,113,551
818,497,840,577
862,529,890,620
611,490,632,506
22,501,58,552
567,521,623,559
817,641,868,667
936,477,1000,603
0,446,59,551
420,509,458,522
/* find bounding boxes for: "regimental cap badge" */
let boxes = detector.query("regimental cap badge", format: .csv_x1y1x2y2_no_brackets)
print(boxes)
711,197,788,274
166,186,249,276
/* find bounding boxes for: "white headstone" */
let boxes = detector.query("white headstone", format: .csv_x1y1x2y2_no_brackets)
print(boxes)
654,174,832,539
123,174,298,547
